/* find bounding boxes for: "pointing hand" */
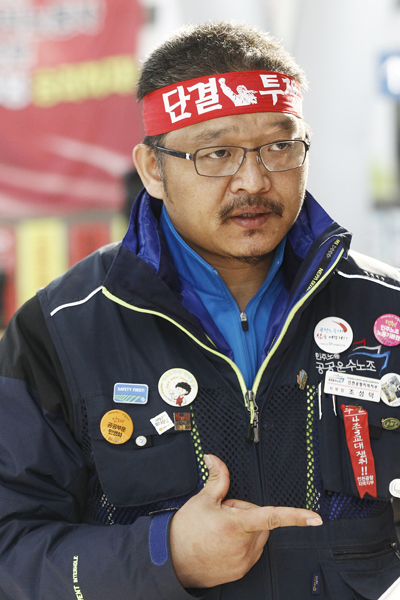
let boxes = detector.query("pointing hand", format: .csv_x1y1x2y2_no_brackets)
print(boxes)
169,454,323,588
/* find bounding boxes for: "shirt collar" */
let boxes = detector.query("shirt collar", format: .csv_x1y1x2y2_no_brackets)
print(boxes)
160,204,286,301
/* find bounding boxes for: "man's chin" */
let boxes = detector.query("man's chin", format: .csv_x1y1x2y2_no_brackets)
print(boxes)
227,251,274,266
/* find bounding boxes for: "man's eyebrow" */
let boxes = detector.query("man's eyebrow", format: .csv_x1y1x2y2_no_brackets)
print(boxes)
190,118,300,146
272,118,299,136
191,126,239,145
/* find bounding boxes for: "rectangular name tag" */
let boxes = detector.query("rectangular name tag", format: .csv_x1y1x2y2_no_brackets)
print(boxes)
324,371,381,403
113,383,148,404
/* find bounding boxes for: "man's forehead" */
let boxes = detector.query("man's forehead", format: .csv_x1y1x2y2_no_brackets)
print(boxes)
166,112,302,146
142,71,303,136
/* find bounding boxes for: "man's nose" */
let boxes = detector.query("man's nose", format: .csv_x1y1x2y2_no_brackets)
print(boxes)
230,149,271,194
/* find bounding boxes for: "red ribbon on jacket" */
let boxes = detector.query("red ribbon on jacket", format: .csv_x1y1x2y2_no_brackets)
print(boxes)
340,405,377,498
142,70,303,135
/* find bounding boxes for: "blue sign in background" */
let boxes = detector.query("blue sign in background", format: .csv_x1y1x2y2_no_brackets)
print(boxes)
380,53,400,98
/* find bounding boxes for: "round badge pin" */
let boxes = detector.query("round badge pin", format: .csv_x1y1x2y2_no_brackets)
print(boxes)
158,368,198,407
380,373,400,407
135,435,148,447
100,409,134,444
389,479,400,498
381,417,400,431
314,317,353,353
374,314,400,347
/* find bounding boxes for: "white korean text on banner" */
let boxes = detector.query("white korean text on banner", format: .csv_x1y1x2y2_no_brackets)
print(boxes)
0,0,145,217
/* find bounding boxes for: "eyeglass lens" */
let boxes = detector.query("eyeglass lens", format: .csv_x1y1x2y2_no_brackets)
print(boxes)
194,141,306,176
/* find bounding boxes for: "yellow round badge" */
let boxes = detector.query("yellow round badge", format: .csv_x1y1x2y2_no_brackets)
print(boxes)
100,410,133,445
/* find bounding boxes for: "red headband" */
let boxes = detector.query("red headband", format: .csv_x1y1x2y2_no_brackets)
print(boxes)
142,70,303,136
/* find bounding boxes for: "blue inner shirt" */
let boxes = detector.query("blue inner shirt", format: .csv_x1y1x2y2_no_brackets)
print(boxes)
160,206,285,388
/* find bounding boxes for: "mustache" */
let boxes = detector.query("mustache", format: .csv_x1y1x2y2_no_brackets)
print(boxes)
218,196,284,223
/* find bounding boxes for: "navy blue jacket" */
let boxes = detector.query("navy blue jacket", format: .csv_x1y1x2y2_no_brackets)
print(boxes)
0,190,400,599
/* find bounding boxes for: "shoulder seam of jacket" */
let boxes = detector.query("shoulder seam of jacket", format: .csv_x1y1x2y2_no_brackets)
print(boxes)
50,285,103,316
337,271,400,291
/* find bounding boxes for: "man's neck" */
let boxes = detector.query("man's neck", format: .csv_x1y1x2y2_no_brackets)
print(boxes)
212,256,274,312
159,205,278,311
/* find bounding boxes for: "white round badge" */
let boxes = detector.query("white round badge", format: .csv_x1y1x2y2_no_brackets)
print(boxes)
158,368,198,407
314,317,353,353
135,436,148,447
389,479,400,498
380,373,400,407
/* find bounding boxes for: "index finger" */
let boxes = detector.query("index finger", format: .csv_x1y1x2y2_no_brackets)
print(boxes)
240,506,323,533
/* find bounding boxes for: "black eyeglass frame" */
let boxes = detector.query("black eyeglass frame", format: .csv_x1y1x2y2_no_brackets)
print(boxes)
153,139,310,177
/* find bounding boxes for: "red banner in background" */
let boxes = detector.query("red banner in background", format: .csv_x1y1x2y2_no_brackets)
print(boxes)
0,226,16,326
0,0,145,218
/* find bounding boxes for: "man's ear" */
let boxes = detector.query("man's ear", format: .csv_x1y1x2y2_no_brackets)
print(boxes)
132,144,164,200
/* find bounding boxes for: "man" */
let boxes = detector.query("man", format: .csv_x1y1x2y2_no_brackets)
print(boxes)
0,21,399,600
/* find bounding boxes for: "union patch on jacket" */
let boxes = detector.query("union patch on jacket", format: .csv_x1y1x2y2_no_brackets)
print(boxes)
113,383,148,404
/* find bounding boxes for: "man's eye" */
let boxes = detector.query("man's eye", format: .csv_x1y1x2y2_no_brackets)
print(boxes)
208,148,231,159
270,142,292,151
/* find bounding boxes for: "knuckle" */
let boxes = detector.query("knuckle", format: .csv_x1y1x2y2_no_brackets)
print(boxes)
237,541,251,560
233,552,253,578
267,511,281,530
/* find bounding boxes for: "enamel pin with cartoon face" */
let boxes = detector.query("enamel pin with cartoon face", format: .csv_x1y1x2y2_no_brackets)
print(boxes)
158,368,198,407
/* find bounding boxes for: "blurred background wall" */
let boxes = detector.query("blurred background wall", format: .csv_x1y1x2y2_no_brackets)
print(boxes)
1,0,400,326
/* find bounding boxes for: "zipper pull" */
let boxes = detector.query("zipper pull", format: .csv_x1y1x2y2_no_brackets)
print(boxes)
245,390,259,443
253,408,259,443
240,312,249,331
392,542,400,560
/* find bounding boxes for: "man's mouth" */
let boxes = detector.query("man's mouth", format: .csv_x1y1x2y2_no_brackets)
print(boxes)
233,211,268,218
219,197,284,225
228,211,275,230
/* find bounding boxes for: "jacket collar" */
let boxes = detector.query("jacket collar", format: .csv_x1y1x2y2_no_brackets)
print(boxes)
104,188,351,328
120,187,350,280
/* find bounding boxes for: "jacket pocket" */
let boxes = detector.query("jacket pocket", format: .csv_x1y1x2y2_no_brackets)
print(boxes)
85,394,199,507
317,388,400,500
320,542,400,599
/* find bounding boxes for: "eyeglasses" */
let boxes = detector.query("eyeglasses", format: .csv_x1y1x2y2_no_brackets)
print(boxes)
154,139,310,177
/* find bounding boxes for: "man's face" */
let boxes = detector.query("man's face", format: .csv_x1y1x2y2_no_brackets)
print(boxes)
156,112,308,268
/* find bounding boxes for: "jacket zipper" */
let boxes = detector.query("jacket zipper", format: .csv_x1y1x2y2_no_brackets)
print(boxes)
103,247,345,442
245,390,259,442
332,541,400,561
250,247,345,399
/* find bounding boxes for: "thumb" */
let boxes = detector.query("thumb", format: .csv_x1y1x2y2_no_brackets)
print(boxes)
202,454,230,504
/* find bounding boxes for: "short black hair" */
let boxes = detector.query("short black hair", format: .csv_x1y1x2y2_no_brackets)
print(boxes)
137,21,307,101
137,21,308,158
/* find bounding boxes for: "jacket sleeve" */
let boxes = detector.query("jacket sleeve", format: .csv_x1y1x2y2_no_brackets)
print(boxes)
0,297,199,600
